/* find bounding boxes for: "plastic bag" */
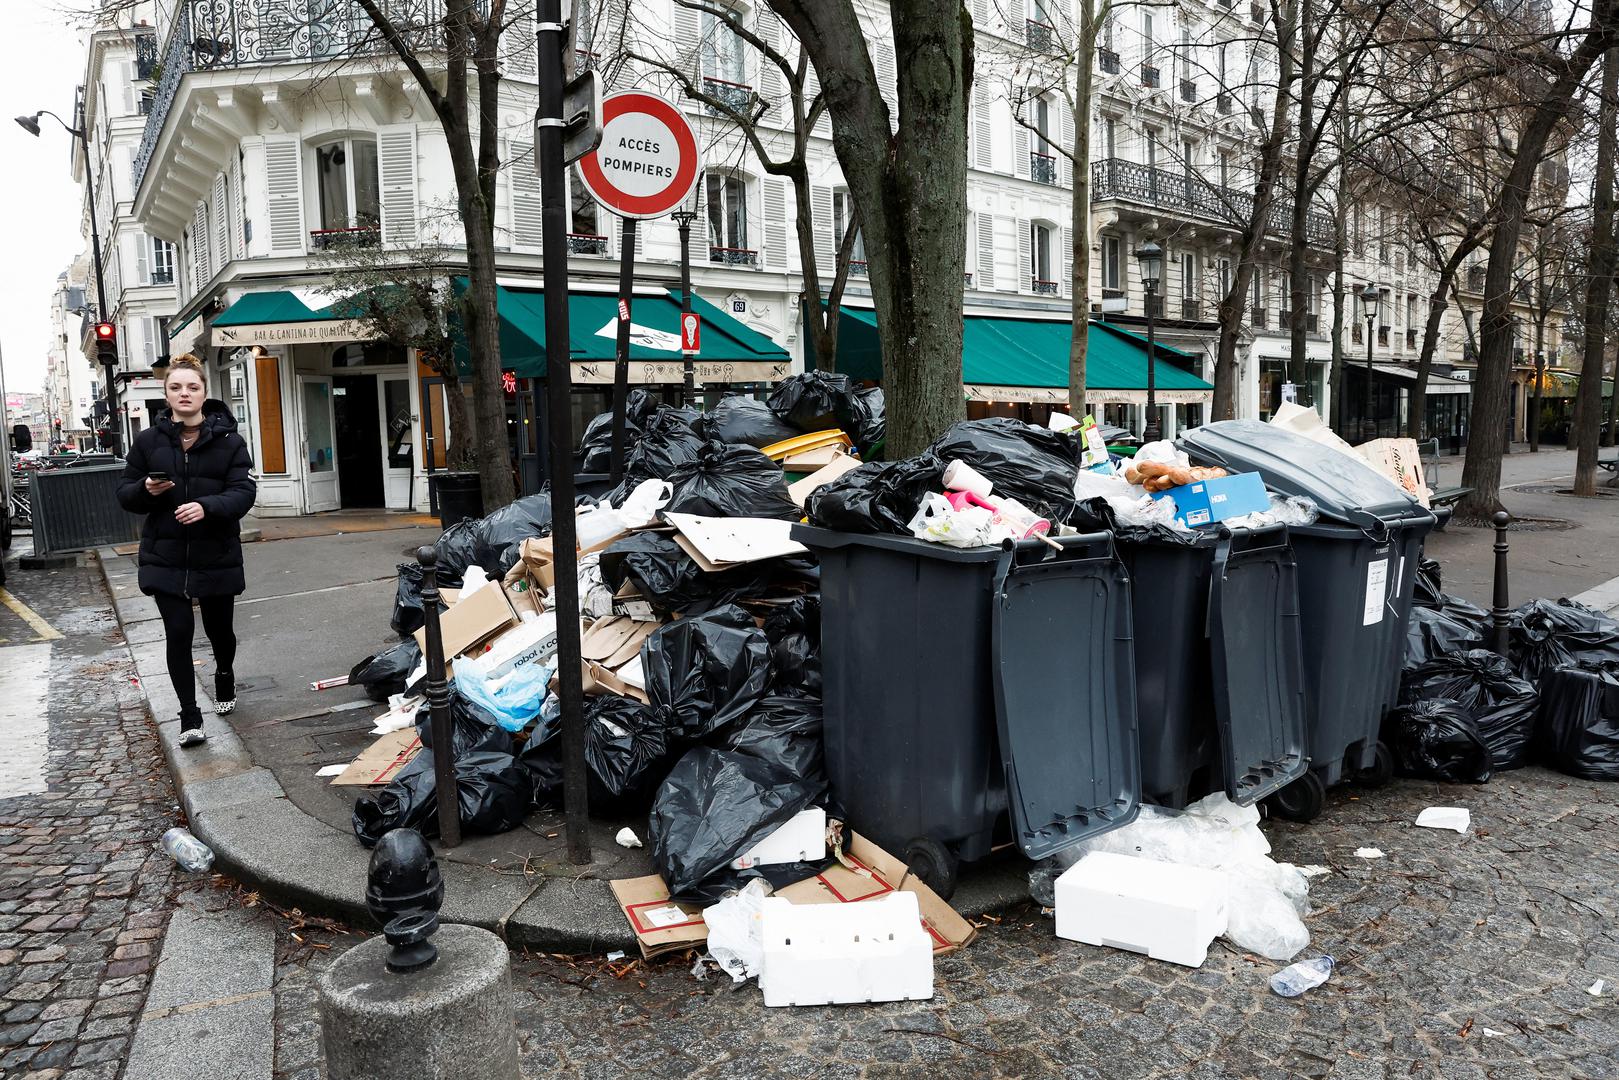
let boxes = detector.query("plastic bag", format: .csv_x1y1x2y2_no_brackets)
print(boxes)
391,562,441,637
1510,598,1619,680
1389,699,1494,783
350,639,423,704
767,371,854,433
452,653,552,733
703,878,772,983
1221,494,1321,531
926,418,1079,524
613,478,673,530
762,596,821,697
642,605,773,739
1404,605,1486,671
525,693,679,810
352,748,531,847
1400,649,1538,769
1536,663,1619,781
432,520,481,588
720,694,825,785
839,386,886,456
701,395,800,449
415,687,515,759
470,493,555,578
599,532,810,615
649,747,826,903
804,457,945,534
620,406,707,487
1413,557,1445,608
1133,441,1190,469
664,441,801,521
907,492,996,548
577,388,662,473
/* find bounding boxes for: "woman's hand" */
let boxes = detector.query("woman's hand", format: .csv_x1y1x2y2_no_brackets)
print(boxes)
144,478,175,496
174,502,206,525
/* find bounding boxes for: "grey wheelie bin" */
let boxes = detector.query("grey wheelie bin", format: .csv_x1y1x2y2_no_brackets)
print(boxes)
1115,523,1309,810
791,526,1141,899
1180,420,1439,821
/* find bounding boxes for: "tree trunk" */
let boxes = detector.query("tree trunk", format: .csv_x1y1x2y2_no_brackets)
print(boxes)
1329,209,1346,430
1575,50,1618,496
1407,241,1477,439
1458,11,1617,521
1287,0,1315,390
1068,3,1098,416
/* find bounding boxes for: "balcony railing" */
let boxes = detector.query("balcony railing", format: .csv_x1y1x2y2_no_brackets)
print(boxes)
1102,287,1125,302
1090,157,1335,246
151,267,175,285
1181,298,1201,321
1026,19,1058,52
1514,282,1532,303
1145,294,1164,318
1032,278,1060,296
710,245,758,266
310,226,380,251
702,75,754,115
1252,307,1268,329
1378,326,1390,346
1030,151,1058,185
1406,328,1418,350
1180,78,1197,103
1142,63,1160,88
849,260,869,277
134,32,160,79
567,233,609,255
1098,47,1120,74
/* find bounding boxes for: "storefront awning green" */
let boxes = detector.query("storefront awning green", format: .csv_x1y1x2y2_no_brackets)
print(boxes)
821,308,1212,400
454,283,791,383
212,291,329,326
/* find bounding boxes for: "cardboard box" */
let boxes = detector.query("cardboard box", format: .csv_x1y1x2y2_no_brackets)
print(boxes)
664,513,808,571
1153,471,1269,528
788,452,862,507
759,892,934,1006
505,537,558,593
1356,437,1431,507
610,876,709,959
413,581,520,660
332,728,422,786
473,613,559,677
574,614,661,703
1054,851,1228,968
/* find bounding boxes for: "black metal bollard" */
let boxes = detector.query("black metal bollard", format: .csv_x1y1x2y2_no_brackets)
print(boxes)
416,546,462,849
1491,512,1512,658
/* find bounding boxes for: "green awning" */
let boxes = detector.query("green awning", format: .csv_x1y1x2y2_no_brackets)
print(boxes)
456,284,791,383
212,291,328,326
824,308,1212,403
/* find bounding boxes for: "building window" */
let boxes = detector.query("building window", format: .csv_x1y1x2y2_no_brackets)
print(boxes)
701,7,749,107
1103,116,1117,159
568,172,605,253
833,189,866,272
1181,252,1196,299
313,137,380,238
1102,235,1121,292
1032,97,1057,183
1145,128,1160,171
1218,150,1231,189
706,172,753,264
1218,258,1231,299
151,237,175,285
1031,223,1056,293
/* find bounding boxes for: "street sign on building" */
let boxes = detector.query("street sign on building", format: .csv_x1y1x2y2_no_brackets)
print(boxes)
576,91,701,220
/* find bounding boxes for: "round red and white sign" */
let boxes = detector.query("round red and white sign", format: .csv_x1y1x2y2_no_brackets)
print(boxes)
576,91,701,220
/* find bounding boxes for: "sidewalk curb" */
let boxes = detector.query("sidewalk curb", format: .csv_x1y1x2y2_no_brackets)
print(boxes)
95,546,1032,954
1572,574,1619,617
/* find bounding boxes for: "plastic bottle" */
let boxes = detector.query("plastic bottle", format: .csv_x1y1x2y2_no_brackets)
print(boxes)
1269,955,1334,997
161,827,215,873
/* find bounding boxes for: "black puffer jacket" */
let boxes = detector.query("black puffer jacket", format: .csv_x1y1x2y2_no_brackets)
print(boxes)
117,400,257,597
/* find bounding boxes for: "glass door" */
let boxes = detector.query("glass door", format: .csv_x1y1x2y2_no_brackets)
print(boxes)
300,376,340,513
379,375,414,510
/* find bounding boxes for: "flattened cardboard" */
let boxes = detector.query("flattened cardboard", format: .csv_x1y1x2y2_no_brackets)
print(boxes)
1356,437,1431,508
664,513,807,570
580,615,659,668
413,583,519,660
332,728,421,786
505,537,557,592
610,876,708,959
788,452,862,507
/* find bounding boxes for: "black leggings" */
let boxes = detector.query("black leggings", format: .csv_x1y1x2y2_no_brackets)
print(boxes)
152,592,236,712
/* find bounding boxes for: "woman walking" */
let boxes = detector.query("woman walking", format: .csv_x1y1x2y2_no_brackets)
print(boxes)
118,357,257,746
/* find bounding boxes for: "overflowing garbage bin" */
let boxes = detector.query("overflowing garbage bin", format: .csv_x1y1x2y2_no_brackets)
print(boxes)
1180,421,1438,820
793,526,1140,898
1116,523,1308,811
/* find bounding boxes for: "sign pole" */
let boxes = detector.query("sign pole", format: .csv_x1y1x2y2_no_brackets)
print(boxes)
537,0,591,866
609,215,637,484
673,209,697,407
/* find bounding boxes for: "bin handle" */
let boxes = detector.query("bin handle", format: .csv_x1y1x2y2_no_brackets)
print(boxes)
1206,535,1233,640
1001,529,1114,567
1217,522,1289,557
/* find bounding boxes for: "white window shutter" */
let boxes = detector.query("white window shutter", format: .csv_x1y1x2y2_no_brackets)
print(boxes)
977,215,996,289
230,153,246,257
811,185,833,278
756,8,782,104
1014,123,1029,179
763,177,787,270
1062,226,1073,297
875,44,897,132
135,231,149,284
143,316,158,365
1061,103,1076,187
805,64,829,136
121,61,136,117
212,174,229,275
975,86,993,170
1017,218,1032,292
973,0,989,24
675,4,700,80
378,125,419,247
511,140,543,250
1009,0,1026,39
193,202,211,284
264,136,305,254
507,0,536,80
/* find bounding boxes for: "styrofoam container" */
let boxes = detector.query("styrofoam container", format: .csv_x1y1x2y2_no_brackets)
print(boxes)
730,808,827,870
1054,851,1229,968
758,892,933,1007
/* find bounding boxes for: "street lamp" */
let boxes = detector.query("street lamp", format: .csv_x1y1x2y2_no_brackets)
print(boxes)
1360,283,1380,443
1135,241,1163,442
18,95,120,456
671,187,701,408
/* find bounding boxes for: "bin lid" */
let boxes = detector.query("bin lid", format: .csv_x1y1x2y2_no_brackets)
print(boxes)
990,536,1141,860
1206,530,1310,804
1179,420,1425,526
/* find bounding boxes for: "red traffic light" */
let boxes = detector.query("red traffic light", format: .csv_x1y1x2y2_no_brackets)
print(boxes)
95,321,116,340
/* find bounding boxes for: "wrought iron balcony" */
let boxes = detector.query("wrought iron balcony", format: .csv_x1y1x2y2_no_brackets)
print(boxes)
1142,63,1160,88
151,267,175,285
1026,19,1058,53
1279,308,1292,330
1030,151,1058,185
849,260,868,277
310,225,380,251
1101,287,1125,302
1098,47,1120,74
702,76,754,115
1145,294,1164,318
1181,298,1200,321
1250,1,1265,23
1090,157,1334,246
1032,279,1060,296
567,233,609,255
1514,281,1532,303
1180,78,1197,103
710,245,758,266
963,271,974,288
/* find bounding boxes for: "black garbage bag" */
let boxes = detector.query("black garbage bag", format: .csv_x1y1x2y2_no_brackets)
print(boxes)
1536,663,1619,781
415,688,515,759
352,749,531,847
432,519,481,588
520,695,679,810
1510,598,1619,681
643,605,773,739
1069,495,1196,546
720,694,825,785
837,386,886,457
804,456,945,534
470,492,554,578
598,532,813,615
349,639,422,704
1413,557,1445,608
1401,649,1538,769
664,441,801,521
390,562,440,637
1389,699,1493,783
763,595,821,696
768,371,853,433
649,747,826,903
1405,604,1487,671
577,388,662,472
701,395,800,449
620,406,707,486
927,418,1080,524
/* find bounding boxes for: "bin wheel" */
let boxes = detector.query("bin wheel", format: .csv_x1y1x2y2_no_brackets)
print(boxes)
1355,742,1395,788
903,836,959,900
1268,771,1327,823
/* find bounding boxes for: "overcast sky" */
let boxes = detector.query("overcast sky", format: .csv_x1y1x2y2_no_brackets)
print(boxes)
0,10,90,398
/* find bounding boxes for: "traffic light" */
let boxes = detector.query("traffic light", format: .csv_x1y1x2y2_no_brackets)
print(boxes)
94,321,117,367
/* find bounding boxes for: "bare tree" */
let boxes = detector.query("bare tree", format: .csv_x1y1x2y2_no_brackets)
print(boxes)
1574,49,1617,494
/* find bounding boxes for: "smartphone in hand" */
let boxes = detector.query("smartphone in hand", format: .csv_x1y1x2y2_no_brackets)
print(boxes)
148,472,170,482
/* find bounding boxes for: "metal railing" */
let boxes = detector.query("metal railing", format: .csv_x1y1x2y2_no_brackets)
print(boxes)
1217,93,1233,114
1030,151,1058,185
702,75,753,115
310,225,380,251
1026,19,1058,52
1352,322,1364,345
963,271,973,288
1098,47,1120,74
849,260,869,277
567,233,609,255
1145,294,1164,318
1032,279,1060,296
1406,328,1418,350
1142,63,1160,88
1466,266,1486,292
1181,298,1200,320
134,32,160,79
151,267,175,285
1250,1,1265,22
710,245,757,266
1090,157,1335,246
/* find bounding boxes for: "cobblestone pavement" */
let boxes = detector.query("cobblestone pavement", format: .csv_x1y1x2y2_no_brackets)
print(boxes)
0,563,180,1078
266,765,1619,1080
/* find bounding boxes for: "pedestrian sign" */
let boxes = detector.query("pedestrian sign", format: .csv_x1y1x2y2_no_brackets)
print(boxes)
681,312,701,354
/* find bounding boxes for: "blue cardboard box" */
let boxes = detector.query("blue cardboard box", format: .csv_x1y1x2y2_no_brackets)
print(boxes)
1152,471,1269,528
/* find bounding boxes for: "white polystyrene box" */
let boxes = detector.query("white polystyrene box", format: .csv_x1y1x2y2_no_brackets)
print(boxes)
1053,850,1229,968
731,808,827,870
757,892,934,1007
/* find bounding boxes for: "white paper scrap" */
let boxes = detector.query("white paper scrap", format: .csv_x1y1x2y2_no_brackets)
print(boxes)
1355,847,1385,859
615,827,643,849
1589,979,1606,997
315,763,349,777
1415,807,1471,834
